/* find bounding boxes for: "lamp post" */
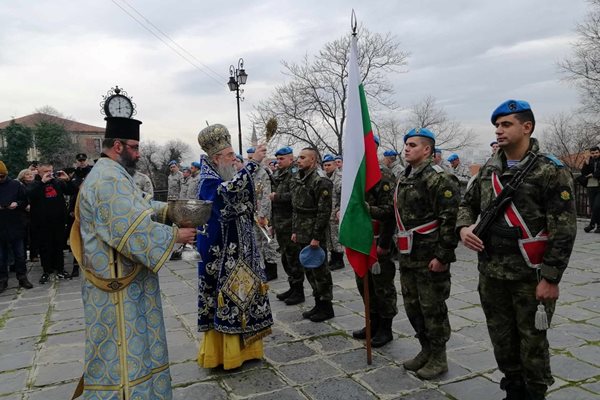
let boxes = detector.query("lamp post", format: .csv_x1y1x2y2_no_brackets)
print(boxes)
227,58,248,154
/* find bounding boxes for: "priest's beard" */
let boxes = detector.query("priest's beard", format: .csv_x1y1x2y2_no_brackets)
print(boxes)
118,151,138,176
216,162,237,181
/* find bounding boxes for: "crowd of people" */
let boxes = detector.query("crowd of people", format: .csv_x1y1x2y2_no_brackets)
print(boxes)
0,99,582,400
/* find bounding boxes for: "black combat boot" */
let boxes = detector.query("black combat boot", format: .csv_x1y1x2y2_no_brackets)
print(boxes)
71,263,80,278
352,313,380,340
403,336,431,371
302,302,319,319
329,252,345,270
500,377,527,400
371,317,393,347
416,344,448,380
309,299,335,322
584,223,595,233
17,276,33,289
265,262,278,281
276,284,293,301
284,284,305,305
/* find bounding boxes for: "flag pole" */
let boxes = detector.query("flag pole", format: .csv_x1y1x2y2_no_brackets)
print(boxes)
364,275,373,365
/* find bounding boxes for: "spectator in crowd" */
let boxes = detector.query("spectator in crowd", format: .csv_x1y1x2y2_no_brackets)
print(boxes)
582,146,600,233
0,161,34,293
17,169,36,264
28,162,73,283
167,160,183,200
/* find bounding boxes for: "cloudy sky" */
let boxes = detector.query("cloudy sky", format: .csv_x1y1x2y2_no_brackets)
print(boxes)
0,0,591,157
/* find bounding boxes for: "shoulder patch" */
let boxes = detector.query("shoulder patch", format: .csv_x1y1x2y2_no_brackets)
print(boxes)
322,189,329,197
560,190,571,201
542,153,564,168
383,184,390,192
443,189,453,198
291,167,298,174
432,165,445,173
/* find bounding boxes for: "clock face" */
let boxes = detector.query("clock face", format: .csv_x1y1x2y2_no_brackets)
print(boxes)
106,95,133,118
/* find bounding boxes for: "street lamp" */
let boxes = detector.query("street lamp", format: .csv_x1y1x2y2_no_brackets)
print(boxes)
227,58,248,154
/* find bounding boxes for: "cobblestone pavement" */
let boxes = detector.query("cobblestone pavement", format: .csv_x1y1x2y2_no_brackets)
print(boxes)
0,222,599,399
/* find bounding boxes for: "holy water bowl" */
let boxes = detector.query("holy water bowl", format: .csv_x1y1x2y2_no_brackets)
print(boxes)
167,199,213,228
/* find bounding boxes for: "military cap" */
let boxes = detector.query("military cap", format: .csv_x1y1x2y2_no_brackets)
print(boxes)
447,153,459,162
269,160,278,165
383,150,398,157
322,154,335,163
168,160,178,166
182,166,191,172
191,161,201,169
275,146,293,156
104,117,141,141
434,148,442,154
490,141,498,146
404,127,436,144
374,135,380,146
235,154,244,162
491,99,532,125
299,245,326,269
334,155,343,161
75,153,87,161
246,147,256,154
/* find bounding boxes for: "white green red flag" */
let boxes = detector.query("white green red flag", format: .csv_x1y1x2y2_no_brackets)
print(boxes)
339,33,382,278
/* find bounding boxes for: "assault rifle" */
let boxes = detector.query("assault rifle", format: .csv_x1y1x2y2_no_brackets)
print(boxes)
473,152,540,256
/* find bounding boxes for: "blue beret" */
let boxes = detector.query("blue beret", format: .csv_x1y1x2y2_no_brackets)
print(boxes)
334,155,343,161
275,146,293,156
383,150,398,157
491,99,532,125
490,141,498,146
404,128,436,144
434,148,442,154
269,160,278,165
447,153,459,162
191,161,201,169
168,160,178,166
235,154,244,162
182,166,190,171
299,245,326,268
246,147,256,154
373,135,380,146
322,154,335,163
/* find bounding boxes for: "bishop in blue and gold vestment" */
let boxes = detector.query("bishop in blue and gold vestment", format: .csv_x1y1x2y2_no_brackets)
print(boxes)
196,124,273,370
71,117,196,400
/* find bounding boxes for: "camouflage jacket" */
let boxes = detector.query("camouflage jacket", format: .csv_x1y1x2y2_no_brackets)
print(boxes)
395,158,460,268
179,176,191,199
271,165,296,233
133,172,154,198
390,159,405,179
291,167,333,244
167,170,183,200
366,165,396,250
327,168,342,219
456,138,577,283
254,166,272,219
186,172,200,199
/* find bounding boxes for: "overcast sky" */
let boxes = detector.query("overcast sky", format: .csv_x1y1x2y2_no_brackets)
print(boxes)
0,0,591,158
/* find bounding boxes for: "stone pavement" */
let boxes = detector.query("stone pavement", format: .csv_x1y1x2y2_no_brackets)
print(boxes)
0,222,599,399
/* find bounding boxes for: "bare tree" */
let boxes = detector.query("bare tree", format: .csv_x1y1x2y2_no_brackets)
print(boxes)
377,96,476,161
252,27,408,154
540,112,600,170
138,139,192,190
559,0,600,114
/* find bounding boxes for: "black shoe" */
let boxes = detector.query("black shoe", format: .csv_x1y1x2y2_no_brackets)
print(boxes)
309,300,335,322
276,286,293,301
18,277,33,289
39,273,50,284
170,252,182,261
371,318,393,347
0,280,7,293
71,265,80,278
284,287,305,305
329,252,345,270
352,314,380,339
584,224,595,233
302,304,318,319
56,271,70,280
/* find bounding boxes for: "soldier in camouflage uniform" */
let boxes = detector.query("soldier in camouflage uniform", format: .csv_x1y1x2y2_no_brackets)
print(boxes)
322,154,345,270
248,147,278,281
167,160,183,200
382,149,405,179
270,147,304,304
394,128,460,380
186,161,201,199
179,166,191,198
291,148,334,322
352,157,398,348
133,171,154,198
458,100,577,400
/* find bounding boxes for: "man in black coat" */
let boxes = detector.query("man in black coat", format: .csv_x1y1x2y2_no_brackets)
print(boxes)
581,146,600,233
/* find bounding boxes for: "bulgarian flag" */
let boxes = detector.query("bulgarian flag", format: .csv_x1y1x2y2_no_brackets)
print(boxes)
339,33,382,278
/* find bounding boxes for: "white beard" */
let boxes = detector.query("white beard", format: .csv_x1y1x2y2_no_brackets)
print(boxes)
216,163,237,181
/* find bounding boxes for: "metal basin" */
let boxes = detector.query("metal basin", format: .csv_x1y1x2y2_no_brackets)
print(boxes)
167,200,213,228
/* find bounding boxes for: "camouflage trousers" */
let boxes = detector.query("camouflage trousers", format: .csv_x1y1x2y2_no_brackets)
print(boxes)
276,231,304,287
355,251,398,318
297,242,333,301
254,225,278,264
478,273,555,395
400,267,451,348
328,220,343,253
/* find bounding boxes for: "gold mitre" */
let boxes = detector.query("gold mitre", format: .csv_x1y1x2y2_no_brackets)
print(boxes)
198,124,232,156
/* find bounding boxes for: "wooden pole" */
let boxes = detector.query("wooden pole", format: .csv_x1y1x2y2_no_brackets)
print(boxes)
364,275,372,365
